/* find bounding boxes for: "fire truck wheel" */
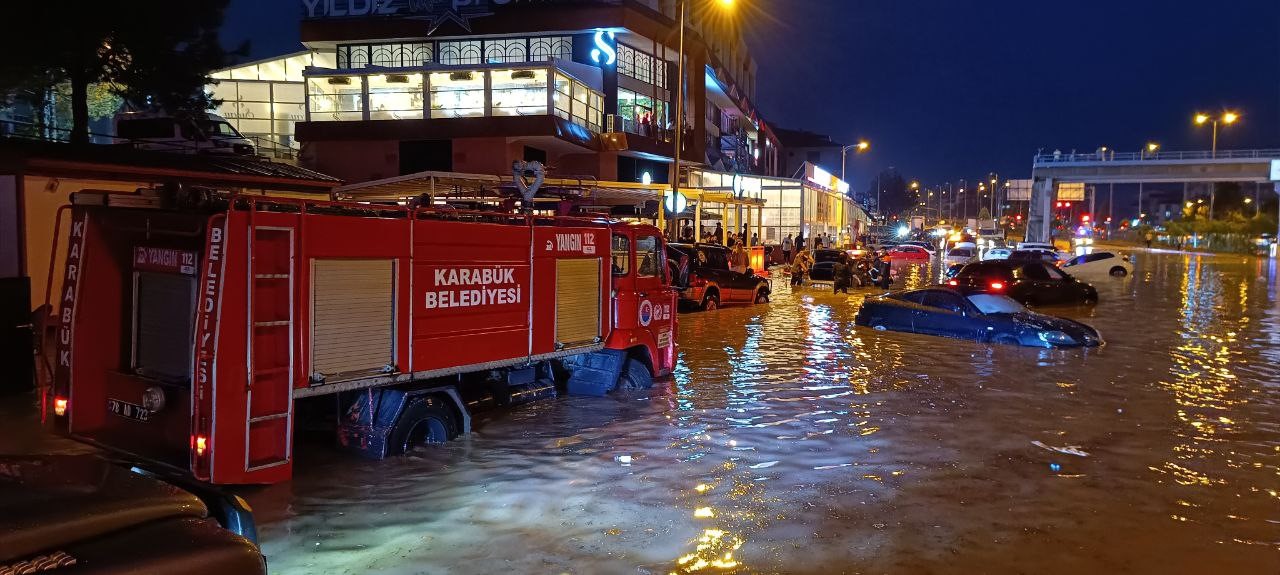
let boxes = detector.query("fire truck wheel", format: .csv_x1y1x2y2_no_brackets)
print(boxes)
700,291,720,311
616,358,654,391
389,398,459,455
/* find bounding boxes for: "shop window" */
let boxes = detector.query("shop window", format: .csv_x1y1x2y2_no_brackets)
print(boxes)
368,73,425,120
617,88,666,135
438,41,483,66
307,76,363,121
485,39,528,64
429,71,485,118
490,69,547,116
273,82,305,104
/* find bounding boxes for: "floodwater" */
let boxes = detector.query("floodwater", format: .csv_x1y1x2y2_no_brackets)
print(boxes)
242,249,1280,574
6,250,1278,574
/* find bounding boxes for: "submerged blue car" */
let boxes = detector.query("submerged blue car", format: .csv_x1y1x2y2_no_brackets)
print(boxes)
854,286,1103,348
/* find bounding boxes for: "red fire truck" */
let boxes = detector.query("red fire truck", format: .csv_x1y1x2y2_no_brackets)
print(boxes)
49,187,678,484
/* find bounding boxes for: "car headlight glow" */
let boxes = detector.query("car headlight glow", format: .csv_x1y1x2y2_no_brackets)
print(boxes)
1038,330,1076,346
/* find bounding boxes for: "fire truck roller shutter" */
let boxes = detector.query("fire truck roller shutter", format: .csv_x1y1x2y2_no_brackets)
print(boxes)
555,258,601,347
311,259,396,380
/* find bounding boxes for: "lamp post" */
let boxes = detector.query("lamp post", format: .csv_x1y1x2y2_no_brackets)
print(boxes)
1195,111,1239,159
840,140,870,188
670,0,735,238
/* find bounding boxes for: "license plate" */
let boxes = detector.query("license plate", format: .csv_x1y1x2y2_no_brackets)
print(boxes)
107,398,152,422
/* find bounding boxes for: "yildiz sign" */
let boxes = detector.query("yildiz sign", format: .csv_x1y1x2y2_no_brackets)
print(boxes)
303,0,553,31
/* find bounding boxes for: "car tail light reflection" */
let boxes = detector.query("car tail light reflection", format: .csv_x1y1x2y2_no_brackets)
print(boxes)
53,397,68,417
194,435,208,457
990,281,1005,290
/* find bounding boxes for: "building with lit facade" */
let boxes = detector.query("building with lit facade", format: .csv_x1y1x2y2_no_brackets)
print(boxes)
211,0,781,185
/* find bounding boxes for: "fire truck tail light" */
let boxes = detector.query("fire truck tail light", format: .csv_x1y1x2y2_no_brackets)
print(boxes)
54,397,68,417
194,435,208,457
990,281,1005,290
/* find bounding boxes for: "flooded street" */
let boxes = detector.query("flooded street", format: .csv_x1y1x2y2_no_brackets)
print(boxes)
237,250,1280,574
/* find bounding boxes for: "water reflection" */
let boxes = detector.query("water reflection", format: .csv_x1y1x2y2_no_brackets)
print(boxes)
236,252,1280,574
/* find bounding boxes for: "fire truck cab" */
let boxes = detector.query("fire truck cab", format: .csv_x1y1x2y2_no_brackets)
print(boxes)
51,188,677,484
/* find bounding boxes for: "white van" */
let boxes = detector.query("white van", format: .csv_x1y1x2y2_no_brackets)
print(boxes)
114,112,255,155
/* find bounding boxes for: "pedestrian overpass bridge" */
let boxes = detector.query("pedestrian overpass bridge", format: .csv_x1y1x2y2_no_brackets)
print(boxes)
1025,149,1280,242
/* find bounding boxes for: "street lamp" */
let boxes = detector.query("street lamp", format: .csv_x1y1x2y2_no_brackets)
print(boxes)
671,0,736,237
1194,111,1240,158
839,140,870,191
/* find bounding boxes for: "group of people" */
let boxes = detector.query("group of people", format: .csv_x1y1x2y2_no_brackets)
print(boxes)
788,244,892,292
682,223,761,249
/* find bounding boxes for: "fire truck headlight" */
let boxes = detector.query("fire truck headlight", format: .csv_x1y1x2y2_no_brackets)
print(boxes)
142,386,166,413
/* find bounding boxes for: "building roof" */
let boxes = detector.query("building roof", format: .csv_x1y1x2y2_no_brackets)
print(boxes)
0,138,341,193
773,128,844,149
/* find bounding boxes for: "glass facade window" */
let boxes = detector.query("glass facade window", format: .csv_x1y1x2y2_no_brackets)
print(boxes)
368,73,425,120
438,41,483,65
490,69,547,116
307,76,364,121
617,88,667,136
485,39,528,64
430,71,485,118
552,73,601,132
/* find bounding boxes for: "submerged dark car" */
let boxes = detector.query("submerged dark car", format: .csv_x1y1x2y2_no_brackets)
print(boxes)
950,260,1097,306
808,249,845,282
0,455,265,574
854,286,1103,347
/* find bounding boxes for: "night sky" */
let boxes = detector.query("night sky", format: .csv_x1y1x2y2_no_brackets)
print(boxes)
223,0,1280,188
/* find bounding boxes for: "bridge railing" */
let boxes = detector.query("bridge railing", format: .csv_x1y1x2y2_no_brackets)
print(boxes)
1034,149,1280,165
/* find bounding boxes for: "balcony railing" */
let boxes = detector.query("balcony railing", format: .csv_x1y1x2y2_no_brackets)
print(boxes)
1034,148,1280,165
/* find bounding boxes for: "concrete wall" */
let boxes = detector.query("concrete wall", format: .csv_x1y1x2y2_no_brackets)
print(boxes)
22,177,142,312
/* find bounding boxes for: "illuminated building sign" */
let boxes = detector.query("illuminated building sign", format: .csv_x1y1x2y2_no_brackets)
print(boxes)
1270,159,1280,182
303,0,535,32
591,30,617,66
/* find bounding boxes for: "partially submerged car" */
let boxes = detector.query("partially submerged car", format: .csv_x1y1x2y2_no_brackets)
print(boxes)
808,249,845,282
1062,251,1133,279
854,286,1103,347
950,260,1098,306
667,243,770,310
0,454,265,574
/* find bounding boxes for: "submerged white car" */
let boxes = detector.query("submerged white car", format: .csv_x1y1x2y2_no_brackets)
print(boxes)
1062,251,1133,279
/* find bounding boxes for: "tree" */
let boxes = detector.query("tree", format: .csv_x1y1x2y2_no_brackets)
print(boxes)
0,1,245,143
867,168,918,217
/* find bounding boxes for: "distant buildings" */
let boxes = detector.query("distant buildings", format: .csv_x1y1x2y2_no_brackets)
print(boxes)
773,127,845,181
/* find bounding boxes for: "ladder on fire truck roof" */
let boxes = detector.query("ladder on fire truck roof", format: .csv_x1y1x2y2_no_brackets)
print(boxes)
245,210,295,472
